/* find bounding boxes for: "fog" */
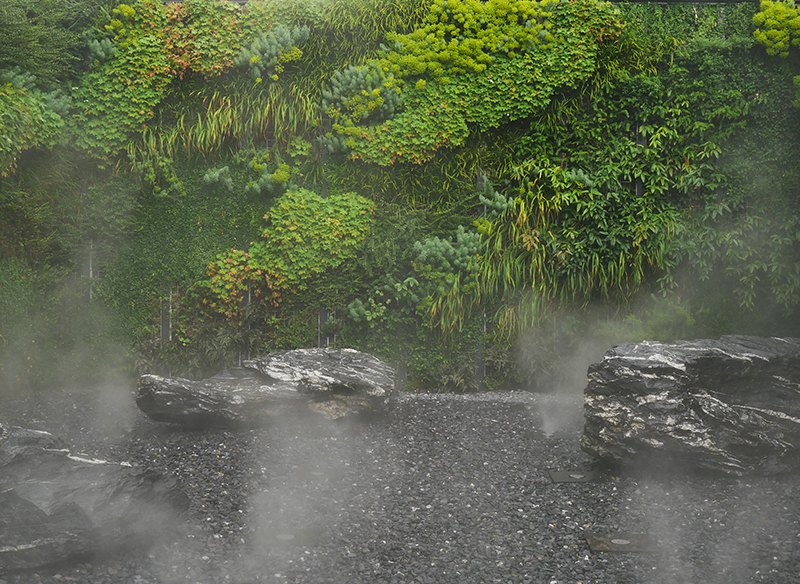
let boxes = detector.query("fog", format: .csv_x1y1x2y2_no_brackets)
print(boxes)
2,242,798,583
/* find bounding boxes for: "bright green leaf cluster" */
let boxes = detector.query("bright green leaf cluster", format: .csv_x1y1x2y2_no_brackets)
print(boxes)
339,81,471,164
382,0,554,80
753,0,800,58
325,0,622,164
244,152,298,196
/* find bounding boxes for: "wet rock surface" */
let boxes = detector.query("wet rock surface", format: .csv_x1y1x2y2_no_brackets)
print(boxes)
137,348,396,426
582,335,800,475
0,423,189,572
1,383,799,584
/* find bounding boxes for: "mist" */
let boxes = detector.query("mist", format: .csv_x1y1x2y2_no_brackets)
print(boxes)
619,470,800,584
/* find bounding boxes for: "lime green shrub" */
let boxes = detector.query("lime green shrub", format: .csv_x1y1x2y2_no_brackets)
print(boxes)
322,0,622,165
753,0,800,57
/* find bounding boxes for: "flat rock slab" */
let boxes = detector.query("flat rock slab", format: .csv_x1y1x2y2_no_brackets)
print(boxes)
581,335,800,476
243,348,395,397
137,348,396,426
0,424,189,573
137,374,305,426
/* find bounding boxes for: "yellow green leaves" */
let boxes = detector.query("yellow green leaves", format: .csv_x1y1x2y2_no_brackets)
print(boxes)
270,163,291,184
382,0,550,80
323,0,621,165
321,60,403,153
117,4,136,20
753,2,800,107
753,0,800,58
245,153,298,196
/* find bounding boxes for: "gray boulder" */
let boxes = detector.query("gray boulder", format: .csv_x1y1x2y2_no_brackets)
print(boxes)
0,424,189,573
137,348,396,426
581,335,800,476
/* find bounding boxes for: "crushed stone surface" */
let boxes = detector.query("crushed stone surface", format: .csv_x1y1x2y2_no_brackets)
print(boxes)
1,385,799,584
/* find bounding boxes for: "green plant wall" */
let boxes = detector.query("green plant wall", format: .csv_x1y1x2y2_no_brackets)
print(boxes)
2,0,800,390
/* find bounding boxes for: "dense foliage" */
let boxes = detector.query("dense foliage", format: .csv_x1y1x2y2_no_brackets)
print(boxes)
2,0,799,391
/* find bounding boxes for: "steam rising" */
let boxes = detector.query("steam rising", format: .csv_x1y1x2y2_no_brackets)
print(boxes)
241,412,357,578
513,315,614,437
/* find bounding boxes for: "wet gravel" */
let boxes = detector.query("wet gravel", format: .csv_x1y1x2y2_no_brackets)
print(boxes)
1,384,799,584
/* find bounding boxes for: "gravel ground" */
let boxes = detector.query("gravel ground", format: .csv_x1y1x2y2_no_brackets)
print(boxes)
1,383,799,584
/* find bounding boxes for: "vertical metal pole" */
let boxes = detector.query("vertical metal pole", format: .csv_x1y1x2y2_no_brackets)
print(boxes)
88,239,93,302
160,289,171,380
476,310,486,391
169,288,173,342
318,307,330,348
240,283,251,366
396,363,407,392
475,342,485,390
160,295,170,344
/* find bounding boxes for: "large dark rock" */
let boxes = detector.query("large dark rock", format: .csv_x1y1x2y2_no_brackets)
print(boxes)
0,424,189,573
137,348,396,426
581,335,800,476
